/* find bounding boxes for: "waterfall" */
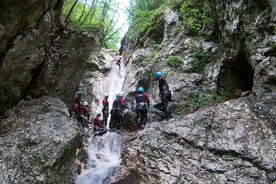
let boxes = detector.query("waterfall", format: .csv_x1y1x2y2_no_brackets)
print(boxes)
75,55,126,184
75,132,122,184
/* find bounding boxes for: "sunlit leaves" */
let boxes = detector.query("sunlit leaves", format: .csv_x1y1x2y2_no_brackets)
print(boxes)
63,0,129,49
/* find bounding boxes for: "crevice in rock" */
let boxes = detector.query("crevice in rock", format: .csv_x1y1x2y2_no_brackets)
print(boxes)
217,50,254,99
207,148,271,173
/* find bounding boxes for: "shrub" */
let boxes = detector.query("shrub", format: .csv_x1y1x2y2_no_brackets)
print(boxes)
189,90,223,110
166,56,183,67
185,50,215,72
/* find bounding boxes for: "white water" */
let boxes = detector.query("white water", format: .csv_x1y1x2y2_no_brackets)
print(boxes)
75,132,122,184
105,61,126,128
76,56,126,184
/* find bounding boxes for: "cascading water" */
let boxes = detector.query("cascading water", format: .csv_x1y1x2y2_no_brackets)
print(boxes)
75,132,122,184
75,56,126,184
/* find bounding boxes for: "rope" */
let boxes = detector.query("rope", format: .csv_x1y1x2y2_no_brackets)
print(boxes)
149,105,182,119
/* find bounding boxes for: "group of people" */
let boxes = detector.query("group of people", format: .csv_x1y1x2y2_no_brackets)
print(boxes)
95,92,128,133
73,71,172,134
73,90,91,132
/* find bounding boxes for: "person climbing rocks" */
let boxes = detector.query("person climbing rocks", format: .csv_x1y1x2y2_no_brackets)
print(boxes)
160,85,173,121
74,100,89,132
93,112,107,137
74,90,83,103
102,93,109,128
155,71,173,120
155,71,169,93
82,101,91,124
109,92,128,130
134,87,150,130
94,112,102,130
116,55,122,69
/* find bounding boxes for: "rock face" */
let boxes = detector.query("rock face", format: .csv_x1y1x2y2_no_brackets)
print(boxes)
0,0,100,183
0,0,98,114
121,98,276,183
117,0,276,183
0,96,80,183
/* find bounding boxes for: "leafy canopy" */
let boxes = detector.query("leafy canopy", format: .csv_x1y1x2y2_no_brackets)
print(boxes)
128,0,213,36
63,0,129,49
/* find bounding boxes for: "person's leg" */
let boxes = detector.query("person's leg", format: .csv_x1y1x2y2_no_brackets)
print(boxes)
142,109,148,125
103,115,107,128
137,109,143,125
163,101,170,120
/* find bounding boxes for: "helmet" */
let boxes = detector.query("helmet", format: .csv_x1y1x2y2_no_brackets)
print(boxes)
155,71,163,78
96,111,101,116
104,93,109,97
76,90,83,95
83,101,89,106
137,87,144,92
116,93,120,99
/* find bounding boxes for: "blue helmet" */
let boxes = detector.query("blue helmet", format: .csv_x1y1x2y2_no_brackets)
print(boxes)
116,93,120,99
155,71,163,78
76,90,83,95
137,87,144,92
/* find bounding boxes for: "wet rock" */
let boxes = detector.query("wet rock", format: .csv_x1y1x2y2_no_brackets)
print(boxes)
0,96,80,183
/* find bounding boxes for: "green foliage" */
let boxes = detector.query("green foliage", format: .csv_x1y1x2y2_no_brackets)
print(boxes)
188,89,223,110
63,0,122,49
128,0,214,39
166,56,183,67
185,50,215,73
128,0,166,36
179,0,213,33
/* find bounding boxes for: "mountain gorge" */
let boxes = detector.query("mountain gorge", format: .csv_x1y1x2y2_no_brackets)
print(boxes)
0,0,276,183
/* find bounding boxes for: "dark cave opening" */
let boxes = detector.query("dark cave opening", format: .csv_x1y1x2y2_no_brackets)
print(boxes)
217,51,254,99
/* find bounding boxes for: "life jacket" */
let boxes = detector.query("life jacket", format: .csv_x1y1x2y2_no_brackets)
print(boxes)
158,77,169,92
135,93,146,103
103,98,109,108
135,93,147,110
113,99,121,109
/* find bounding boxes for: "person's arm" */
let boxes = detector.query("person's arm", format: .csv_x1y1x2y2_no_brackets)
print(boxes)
145,93,150,107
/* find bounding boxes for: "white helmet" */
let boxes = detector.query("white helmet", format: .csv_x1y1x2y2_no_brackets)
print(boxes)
83,101,89,106
96,111,101,115
104,93,109,97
